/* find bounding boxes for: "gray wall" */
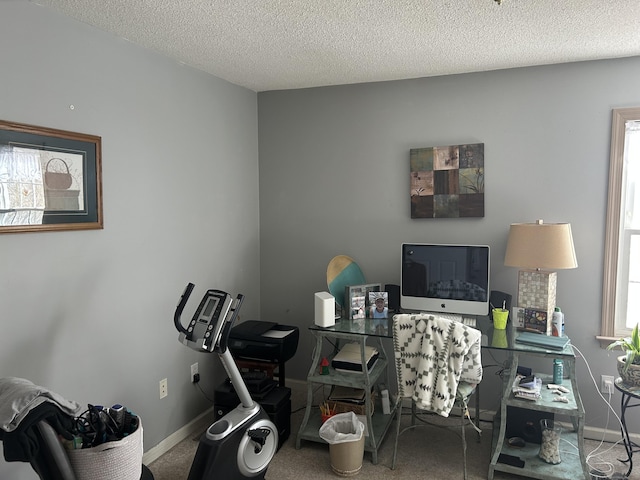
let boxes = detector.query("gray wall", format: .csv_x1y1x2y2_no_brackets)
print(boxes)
2,1,640,478
258,58,640,430
1,2,259,478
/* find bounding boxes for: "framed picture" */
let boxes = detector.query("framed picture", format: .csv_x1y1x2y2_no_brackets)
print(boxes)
512,306,525,329
513,306,551,334
410,143,484,218
0,120,102,233
345,283,382,320
368,291,389,318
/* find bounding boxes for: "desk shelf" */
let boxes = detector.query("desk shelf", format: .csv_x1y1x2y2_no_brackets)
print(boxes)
491,419,585,480
295,327,395,464
488,339,589,480
505,374,579,414
296,401,396,457
306,356,388,388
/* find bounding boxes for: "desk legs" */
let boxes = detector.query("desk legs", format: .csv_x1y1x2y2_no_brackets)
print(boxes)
474,382,481,441
295,334,323,450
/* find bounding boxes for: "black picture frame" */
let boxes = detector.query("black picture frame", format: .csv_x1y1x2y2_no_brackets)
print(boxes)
0,120,102,233
345,283,382,320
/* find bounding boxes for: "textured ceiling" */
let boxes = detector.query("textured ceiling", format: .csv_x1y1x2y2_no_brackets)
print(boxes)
31,0,640,92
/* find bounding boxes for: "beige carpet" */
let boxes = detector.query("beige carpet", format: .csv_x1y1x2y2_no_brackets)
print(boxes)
148,381,636,480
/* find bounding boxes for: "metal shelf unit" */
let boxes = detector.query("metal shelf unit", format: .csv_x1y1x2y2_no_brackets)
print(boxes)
488,341,589,480
295,328,396,465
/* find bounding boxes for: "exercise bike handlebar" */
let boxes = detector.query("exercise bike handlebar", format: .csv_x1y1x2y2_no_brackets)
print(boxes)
174,282,195,336
173,283,256,409
217,293,244,354
215,293,256,408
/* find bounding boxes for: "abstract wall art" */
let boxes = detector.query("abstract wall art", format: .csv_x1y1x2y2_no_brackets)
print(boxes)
410,143,484,218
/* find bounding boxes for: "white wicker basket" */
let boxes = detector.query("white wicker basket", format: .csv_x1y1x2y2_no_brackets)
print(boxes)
67,420,143,480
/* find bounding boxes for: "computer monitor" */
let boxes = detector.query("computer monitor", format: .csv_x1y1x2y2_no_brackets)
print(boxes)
400,243,490,316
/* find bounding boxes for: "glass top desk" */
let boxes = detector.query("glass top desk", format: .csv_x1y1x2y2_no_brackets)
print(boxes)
299,313,586,479
308,313,576,357
306,313,578,431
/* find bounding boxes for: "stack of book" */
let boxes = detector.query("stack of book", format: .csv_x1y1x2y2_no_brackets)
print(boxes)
328,385,375,415
511,374,542,401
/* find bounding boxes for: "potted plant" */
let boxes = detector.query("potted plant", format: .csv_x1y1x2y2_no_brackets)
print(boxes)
607,323,640,387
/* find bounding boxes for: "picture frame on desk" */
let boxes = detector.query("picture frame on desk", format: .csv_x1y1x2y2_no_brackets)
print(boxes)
513,306,552,334
345,283,381,320
512,307,525,329
368,291,389,318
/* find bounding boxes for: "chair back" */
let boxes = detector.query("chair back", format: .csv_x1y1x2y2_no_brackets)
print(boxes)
392,313,482,416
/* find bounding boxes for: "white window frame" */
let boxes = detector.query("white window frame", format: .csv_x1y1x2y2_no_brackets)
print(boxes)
600,107,640,344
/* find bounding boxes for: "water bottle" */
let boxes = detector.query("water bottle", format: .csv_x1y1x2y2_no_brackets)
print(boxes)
553,359,563,385
552,307,564,337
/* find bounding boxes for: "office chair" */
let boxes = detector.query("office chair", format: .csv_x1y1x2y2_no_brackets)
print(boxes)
391,313,483,480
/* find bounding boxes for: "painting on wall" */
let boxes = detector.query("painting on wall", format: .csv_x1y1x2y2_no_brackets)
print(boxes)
0,120,102,233
410,143,484,218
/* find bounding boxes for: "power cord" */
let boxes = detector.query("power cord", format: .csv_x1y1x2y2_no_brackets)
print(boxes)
571,345,627,479
195,380,216,403
73,404,139,448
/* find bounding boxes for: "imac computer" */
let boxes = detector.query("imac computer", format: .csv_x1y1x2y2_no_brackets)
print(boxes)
400,243,490,317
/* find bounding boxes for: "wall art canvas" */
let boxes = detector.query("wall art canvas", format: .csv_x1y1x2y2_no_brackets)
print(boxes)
410,143,484,218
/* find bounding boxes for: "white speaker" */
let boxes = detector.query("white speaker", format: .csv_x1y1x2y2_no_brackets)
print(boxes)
314,291,335,327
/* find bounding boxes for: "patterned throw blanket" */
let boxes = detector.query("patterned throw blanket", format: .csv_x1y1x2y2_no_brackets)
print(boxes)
393,313,483,417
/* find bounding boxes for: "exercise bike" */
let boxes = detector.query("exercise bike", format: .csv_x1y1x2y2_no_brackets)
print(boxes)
174,283,278,480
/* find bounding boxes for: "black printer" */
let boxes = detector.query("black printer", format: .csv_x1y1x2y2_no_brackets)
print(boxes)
228,320,299,386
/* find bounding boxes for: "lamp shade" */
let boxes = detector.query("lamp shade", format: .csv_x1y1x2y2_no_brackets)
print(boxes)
504,220,577,270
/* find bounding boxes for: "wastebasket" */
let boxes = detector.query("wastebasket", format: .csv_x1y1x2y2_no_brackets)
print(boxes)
318,412,365,477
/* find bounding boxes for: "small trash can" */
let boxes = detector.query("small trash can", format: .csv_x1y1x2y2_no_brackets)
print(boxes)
318,412,365,477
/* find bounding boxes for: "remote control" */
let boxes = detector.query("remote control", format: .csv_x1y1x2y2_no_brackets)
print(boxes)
498,453,525,468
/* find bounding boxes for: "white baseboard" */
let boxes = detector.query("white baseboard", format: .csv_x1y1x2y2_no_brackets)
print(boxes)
582,424,639,445
142,406,214,465
143,380,639,466
142,377,307,465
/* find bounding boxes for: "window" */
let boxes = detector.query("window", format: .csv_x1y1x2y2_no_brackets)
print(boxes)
601,107,640,342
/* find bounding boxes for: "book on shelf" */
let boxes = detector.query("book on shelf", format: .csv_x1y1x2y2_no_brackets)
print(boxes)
331,342,379,373
328,386,367,404
511,374,542,401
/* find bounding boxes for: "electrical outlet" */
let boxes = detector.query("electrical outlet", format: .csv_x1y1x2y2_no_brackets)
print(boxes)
191,362,199,383
601,375,614,394
159,378,168,399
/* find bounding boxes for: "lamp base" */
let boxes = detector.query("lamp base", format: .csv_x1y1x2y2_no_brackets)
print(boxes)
517,269,556,323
